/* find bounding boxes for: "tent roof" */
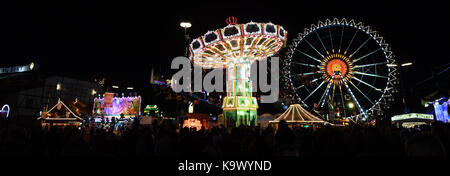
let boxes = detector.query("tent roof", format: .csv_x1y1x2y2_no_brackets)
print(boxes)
270,104,326,123
37,99,84,121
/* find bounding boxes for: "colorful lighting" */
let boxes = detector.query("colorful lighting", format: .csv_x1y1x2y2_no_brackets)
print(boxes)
93,96,141,118
284,18,397,121
189,18,287,127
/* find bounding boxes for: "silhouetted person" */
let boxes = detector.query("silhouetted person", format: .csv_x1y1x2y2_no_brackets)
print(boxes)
405,133,447,156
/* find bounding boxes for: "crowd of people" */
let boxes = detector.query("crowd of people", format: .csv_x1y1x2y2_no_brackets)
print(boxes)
0,118,448,157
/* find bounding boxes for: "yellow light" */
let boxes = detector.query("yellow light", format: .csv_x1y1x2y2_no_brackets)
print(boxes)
348,102,354,109
180,22,192,28
29,62,35,70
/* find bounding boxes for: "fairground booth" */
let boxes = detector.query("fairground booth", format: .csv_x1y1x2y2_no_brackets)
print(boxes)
93,92,141,123
269,104,328,129
391,113,434,128
37,99,84,128
182,113,213,131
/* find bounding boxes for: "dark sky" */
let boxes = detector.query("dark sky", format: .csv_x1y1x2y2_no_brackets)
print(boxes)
1,0,449,89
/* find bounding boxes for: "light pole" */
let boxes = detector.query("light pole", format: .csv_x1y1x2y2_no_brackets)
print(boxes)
387,60,413,111
399,61,413,113
179,21,192,123
180,21,191,41
180,21,192,56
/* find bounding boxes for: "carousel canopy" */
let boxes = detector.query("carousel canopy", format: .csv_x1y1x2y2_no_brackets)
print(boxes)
189,17,287,69
270,104,326,123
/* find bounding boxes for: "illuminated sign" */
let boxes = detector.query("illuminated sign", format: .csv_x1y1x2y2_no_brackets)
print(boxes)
391,113,433,121
0,62,37,74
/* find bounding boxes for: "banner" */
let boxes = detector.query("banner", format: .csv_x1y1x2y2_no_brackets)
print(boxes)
104,92,114,108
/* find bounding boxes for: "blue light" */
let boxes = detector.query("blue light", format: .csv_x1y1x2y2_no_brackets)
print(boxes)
434,102,449,123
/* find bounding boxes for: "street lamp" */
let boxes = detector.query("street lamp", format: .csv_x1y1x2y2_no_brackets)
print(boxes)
180,21,192,56
180,21,191,37
180,22,192,29
401,62,413,67
112,85,119,89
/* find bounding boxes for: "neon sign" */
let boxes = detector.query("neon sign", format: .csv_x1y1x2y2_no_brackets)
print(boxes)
391,113,433,121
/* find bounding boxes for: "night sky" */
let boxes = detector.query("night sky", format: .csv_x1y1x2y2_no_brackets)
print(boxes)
2,0,449,90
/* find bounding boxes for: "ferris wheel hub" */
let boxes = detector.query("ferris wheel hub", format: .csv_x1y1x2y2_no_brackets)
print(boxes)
322,53,353,81
326,59,348,79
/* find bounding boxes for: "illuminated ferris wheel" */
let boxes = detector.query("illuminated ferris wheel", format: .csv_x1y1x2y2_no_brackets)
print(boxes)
282,18,398,121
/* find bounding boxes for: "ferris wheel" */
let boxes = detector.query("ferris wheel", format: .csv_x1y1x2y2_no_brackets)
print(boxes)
282,18,398,121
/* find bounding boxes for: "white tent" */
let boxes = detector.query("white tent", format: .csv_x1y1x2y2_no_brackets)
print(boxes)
269,104,326,123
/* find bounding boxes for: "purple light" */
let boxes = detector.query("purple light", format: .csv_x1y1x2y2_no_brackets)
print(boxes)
94,96,141,118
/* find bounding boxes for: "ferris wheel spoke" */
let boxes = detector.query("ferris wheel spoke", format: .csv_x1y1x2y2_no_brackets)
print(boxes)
303,80,326,101
329,27,334,51
293,77,322,90
344,29,358,54
339,25,344,52
296,50,323,63
304,39,326,59
343,84,367,119
353,61,388,69
353,71,388,79
319,81,333,108
331,81,336,102
338,82,347,117
294,85,305,90
351,48,382,64
292,61,321,68
341,74,367,119
295,71,323,76
351,77,380,91
348,80,375,105
348,37,371,60
315,31,329,54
